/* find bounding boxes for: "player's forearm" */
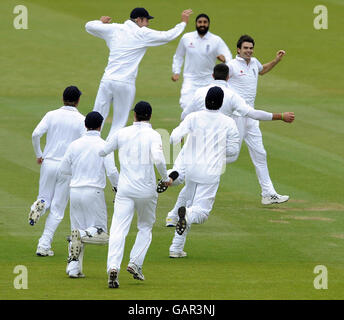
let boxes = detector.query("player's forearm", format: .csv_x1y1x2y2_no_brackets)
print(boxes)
260,59,279,75
247,109,273,121
32,134,43,158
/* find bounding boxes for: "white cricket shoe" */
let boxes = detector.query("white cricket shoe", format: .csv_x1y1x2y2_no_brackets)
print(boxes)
28,199,45,226
165,215,178,227
68,271,85,278
108,268,120,288
81,229,109,245
36,246,54,257
261,194,289,205
169,251,187,258
127,263,145,281
70,229,82,260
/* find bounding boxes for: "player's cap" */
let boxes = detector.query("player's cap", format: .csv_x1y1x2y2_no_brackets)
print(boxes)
63,86,82,102
132,101,152,117
85,111,103,130
205,86,224,110
130,7,154,20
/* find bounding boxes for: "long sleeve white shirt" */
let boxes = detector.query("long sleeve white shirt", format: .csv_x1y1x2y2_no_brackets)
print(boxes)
172,31,232,81
32,106,86,161
59,131,119,189
227,55,263,107
85,20,186,84
181,80,273,121
99,122,168,198
170,110,240,184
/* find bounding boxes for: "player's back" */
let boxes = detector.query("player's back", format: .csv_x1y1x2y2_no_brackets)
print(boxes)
39,106,85,161
115,122,161,198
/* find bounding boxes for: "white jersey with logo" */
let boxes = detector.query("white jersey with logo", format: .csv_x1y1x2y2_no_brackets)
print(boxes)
172,31,232,82
228,55,263,107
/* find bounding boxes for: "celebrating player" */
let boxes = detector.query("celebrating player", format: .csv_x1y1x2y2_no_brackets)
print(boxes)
171,13,232,112
99,101,172,289
60,111,119,278
168,87,240,258
29,86,85,257
85,7,193,139
227,35,289,204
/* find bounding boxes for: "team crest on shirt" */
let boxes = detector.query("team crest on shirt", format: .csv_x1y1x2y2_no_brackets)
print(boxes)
188,42,195,48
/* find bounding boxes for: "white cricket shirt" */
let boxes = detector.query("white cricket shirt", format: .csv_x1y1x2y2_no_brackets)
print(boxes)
100,122,168,198
85,20,186,84
228,55,263,107
172,31,232,82
32,106,86,161
170,110,240,184
60,131,118,189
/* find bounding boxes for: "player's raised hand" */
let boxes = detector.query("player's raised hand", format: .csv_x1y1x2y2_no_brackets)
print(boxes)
100,16,112,24
217,54,226,63
282,112,295,123
276,50,286,61
181,9,193,23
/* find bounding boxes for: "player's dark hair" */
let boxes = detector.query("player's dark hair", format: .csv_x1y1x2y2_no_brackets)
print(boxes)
213,63,229,80
196,13,210,23
237,35,255,49
135,113,151,121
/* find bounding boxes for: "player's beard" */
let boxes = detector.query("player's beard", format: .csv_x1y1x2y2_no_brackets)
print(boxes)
196,26,209,35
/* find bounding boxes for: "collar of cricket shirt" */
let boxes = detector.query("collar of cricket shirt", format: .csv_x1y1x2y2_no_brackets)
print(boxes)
133,121,152,128
236,54,253,66
125,19,141,30
85,130,101,136
214,80,228,87
196,30,210,40
61,106,78,111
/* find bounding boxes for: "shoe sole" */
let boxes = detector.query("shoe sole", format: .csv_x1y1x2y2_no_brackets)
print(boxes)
81,237,109,245
176,207,187,235
108,270,119,288
262,197,289,205
69,273,85,278
29,200,45,225
127,266,145,281
70,230,81,260
166,223,176,227
169,253,187,258
157,180,168,193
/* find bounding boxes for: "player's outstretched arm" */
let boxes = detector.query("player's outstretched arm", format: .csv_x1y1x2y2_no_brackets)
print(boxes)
259,50,286,75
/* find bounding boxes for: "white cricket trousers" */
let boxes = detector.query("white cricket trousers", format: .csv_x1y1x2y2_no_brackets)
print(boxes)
93,79,136,139
67,187,107,275
179,77,213,110
169,180,219,253
227,116,277,197
107,194,158,273
33,159,70,250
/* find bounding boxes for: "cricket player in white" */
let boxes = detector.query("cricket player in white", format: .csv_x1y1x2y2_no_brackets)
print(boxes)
172,13,232,112
227,34,289,204
85,7,193,139
59,111,119,278
29,86,85,257
165,64,295,227
168,87,240,258
99,101,171,289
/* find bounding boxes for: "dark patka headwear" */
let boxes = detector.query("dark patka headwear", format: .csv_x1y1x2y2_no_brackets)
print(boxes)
205,86,224,110
63,86,82,102
196,13,210,23
133,101,152,117
85,111,103,130
130,7,154,19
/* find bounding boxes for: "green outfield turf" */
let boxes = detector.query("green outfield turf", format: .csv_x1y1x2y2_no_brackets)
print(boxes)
0,0,343,300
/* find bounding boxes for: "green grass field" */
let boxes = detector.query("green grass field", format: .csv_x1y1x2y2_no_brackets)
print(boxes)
1,0,343,300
